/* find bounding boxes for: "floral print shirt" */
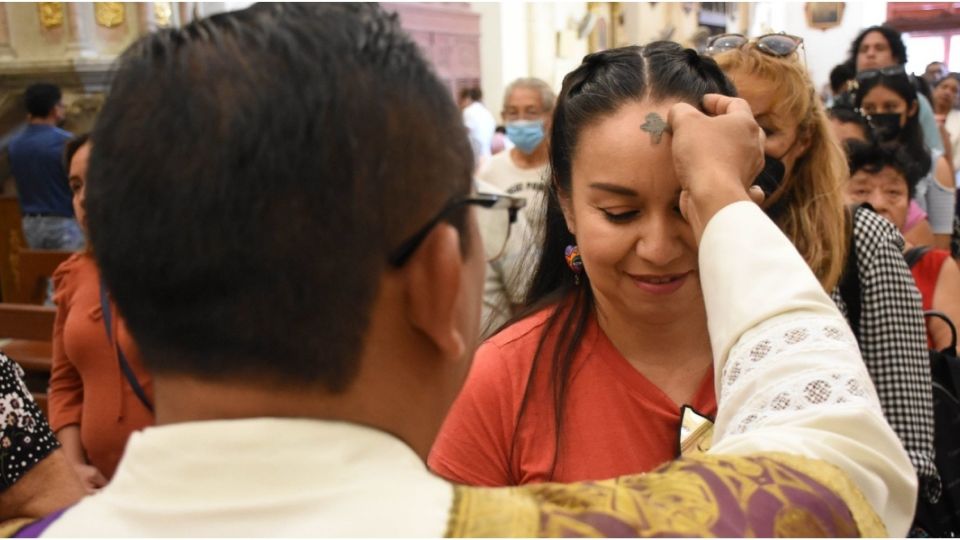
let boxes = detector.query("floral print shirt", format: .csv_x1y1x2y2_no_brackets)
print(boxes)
0,353,59,491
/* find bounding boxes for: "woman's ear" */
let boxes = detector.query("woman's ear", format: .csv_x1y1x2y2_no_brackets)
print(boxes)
908,99,919,118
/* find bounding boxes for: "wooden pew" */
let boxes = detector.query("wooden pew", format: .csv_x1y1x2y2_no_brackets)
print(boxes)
0,196,26,302
0,303,56,417
9,249,73,304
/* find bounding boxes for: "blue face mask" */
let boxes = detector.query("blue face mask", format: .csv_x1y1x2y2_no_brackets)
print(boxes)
506,120,545,154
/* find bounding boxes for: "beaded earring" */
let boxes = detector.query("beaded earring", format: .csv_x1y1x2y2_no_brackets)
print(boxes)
564,245,583,284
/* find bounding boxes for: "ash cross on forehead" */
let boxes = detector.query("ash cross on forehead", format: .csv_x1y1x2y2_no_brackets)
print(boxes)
640,112,671,144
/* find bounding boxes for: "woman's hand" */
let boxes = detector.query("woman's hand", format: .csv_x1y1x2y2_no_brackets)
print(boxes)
56,425,107,492
668,94,765,241
72,462,107,493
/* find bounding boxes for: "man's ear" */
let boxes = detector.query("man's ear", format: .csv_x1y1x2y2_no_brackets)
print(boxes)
402,223,467,361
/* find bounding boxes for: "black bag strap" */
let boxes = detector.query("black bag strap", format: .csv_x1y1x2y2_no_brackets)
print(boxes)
926,311,958,356
905,245,934,269
99,278,153,414
838,206,862,342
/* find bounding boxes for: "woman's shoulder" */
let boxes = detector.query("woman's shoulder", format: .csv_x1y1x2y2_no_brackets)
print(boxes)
484,306,557,351
52,252,96,298
852,205,904,252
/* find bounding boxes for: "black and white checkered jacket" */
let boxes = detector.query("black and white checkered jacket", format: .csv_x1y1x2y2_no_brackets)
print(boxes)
830,206,939,498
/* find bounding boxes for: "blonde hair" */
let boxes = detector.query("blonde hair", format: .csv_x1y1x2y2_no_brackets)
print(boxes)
715,47,849,292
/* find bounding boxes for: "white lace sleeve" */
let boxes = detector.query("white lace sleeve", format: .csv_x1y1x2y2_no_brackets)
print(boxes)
697,202,917,537
717,316,882,438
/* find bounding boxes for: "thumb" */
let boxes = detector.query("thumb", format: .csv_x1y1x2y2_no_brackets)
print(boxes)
667,101,702,133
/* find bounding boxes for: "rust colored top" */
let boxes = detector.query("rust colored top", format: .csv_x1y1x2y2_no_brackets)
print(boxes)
48,253,154,479
430,306,716,487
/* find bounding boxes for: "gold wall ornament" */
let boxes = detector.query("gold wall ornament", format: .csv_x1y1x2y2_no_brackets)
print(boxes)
154,2,173,27
95,2,125,28
38,2,64,29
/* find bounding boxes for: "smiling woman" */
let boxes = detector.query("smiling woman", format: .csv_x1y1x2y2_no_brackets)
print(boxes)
428,42,740,486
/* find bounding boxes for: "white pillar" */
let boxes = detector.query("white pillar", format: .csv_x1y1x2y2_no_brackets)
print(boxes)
66,2,97,59
0,3,16,59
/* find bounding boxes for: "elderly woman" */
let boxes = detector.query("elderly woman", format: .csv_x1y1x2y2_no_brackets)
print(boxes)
843,140,960,349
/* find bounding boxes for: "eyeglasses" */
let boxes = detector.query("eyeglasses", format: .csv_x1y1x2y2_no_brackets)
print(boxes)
855,65,907,83
501,108,547,122
705,32,804,58
388,192,526,267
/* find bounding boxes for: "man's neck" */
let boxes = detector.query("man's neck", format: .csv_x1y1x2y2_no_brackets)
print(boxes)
28,115,58,127
510,145,547,170
152,364,450,462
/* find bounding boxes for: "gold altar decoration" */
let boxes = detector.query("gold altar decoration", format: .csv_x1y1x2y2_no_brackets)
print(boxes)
95,2,124,28
37,3,64,29
154,2,173,27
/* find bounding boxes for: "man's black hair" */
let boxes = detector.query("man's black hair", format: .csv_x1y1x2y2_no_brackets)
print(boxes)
827,105,868,138
459,87,482,102
848,25,908,68
24,83,62,118
86,3,473,392
829,62,855,95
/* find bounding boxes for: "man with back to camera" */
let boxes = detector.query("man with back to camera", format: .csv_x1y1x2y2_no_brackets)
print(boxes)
8,83,84,251
12,3,916,536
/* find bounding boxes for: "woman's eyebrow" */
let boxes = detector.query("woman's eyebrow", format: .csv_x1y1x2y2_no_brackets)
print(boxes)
589,182,638,196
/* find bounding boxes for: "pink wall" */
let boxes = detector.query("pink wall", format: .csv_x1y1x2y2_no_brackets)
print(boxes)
382,3,482,99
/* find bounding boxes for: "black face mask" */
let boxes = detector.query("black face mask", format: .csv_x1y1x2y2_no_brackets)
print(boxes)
752,154,788,220
866,113,903,142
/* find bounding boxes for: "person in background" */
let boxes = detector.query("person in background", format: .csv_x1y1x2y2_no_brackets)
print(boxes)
48,135,154,492
714,36,940,508
475,178,532,338
828,62,856,108
490,125,510,155
848,25,944,156
477,78,554,229
829,105,937,247
7,83,84,251
923,61,948,86
459,87,496,170
856,66,955,249
0,353,83,525
932,73,960,177
827,105,868,142
843,139,960,351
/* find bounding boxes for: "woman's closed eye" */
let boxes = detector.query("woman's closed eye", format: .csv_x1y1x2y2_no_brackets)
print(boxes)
599,207,639,223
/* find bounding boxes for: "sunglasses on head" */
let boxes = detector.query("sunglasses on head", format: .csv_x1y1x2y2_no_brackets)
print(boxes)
856,65,907,83
705,32,804,57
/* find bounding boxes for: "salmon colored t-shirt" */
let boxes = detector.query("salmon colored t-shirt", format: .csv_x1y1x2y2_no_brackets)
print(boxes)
429,306,716,487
